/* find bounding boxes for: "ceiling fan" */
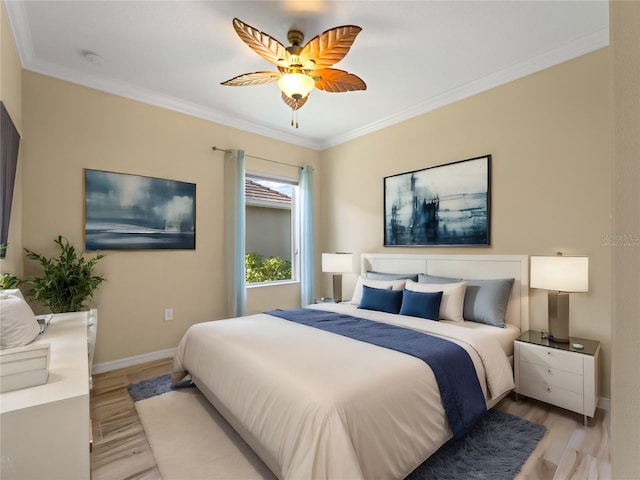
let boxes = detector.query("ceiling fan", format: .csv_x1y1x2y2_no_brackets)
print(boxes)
221,18,367,128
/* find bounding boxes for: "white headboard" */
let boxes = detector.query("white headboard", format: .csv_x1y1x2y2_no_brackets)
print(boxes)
361,253,529,331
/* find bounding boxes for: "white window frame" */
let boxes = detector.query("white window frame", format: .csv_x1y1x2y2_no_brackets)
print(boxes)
245,172,300,287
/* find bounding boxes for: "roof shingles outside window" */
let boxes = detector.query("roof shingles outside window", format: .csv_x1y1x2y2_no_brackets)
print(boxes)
245,179,291,206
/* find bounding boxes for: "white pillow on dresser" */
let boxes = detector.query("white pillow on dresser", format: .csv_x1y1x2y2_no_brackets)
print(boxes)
0,288,25,301
0,293,41,349
350,276,407,305
405,279,467,322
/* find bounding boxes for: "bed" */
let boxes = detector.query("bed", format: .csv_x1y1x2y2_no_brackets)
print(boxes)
172,254,529,480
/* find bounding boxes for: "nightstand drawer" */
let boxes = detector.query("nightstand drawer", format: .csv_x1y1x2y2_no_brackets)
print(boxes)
519,381,584,414
519,343,583,374
520,361,583,394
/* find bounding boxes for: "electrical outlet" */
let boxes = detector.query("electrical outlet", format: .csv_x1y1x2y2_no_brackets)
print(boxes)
164,308,174,321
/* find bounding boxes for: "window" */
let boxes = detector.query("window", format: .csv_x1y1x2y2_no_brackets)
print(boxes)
245,174,299,284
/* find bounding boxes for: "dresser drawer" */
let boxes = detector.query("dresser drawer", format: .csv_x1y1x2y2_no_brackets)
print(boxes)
519,343,583,374
520,361,583,395
519,381,584,414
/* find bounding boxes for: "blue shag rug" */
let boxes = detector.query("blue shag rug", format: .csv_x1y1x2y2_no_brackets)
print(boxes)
405,408,545,480
127,373,193,401
128,375,545,479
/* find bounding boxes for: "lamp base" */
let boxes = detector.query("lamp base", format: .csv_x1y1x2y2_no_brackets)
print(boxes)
548,291,570,343
332,274,343,303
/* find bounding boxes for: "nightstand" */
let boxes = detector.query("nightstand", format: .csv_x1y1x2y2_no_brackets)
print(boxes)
514,330,600,425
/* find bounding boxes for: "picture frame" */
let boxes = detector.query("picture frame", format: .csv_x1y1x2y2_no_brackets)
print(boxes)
84,169,196,250
384,155,491,247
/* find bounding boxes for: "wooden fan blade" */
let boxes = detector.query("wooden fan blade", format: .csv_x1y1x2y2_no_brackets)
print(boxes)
281,92,308,110
221,71,281,87
313,68,367,92
300,25,362,69
232,18,291,66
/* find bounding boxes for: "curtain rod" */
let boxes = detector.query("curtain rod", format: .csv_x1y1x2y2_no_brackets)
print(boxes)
212,146,302,170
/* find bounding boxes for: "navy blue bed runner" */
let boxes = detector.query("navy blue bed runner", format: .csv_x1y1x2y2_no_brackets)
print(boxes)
266,308,486,439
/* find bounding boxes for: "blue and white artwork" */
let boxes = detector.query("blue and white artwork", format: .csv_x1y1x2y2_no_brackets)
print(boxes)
84,169,195,250
384,156,490,246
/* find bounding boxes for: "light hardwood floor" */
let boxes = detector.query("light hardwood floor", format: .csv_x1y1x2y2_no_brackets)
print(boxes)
90,358,611,480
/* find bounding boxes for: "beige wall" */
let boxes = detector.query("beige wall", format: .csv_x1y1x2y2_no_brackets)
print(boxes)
20,71,320,364
0,3,24,276
319,49,612,398
610,1,640,477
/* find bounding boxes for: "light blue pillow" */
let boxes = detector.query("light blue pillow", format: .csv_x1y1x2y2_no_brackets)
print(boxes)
463,278,515,327
418,274,461,284
358,285,403,314
418,275,515,327
367,271,419,282
399,289,443,320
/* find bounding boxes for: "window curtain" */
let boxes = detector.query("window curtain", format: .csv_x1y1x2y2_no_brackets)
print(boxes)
299,165,315,306
0,102,21,258
224,149,246,317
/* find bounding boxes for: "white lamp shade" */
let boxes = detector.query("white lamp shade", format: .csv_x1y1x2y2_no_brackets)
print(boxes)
530,255,589,292
278,73,315,99
322,253,353,274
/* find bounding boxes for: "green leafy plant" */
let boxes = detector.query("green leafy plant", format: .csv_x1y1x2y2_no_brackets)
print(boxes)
1,272,20,289
23,236,106,313
1,244,21,289
245,252,291,283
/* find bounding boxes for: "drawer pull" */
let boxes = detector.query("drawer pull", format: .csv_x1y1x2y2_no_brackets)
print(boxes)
548,369,552,374
547,351,551,355
547,387,551,393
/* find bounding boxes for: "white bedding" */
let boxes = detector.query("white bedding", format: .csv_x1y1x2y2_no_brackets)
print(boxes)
172,303,515,480
437,317,521,358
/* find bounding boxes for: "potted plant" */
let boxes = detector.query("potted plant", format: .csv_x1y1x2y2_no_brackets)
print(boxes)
23,235,105,313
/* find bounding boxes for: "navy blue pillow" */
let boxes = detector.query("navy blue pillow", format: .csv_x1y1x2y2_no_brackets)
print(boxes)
358,285,403,314
400,289,443,320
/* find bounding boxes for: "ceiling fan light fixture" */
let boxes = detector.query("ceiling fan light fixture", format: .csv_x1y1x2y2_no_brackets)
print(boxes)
222,19,366,126
278,73,315,100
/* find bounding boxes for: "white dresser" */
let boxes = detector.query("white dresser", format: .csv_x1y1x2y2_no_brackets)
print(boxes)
0,310,97,480
514,330,599,425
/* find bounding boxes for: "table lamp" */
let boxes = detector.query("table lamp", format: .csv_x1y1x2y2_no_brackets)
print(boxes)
530,253,589,343
321,253,353,302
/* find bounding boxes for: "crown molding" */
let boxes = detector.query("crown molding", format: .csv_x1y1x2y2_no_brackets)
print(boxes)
321,27,609,150
3,0,35,66
23,56,325,150
4,0,608,152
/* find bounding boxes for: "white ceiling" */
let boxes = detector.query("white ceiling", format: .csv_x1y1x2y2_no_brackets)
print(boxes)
4,1,609,150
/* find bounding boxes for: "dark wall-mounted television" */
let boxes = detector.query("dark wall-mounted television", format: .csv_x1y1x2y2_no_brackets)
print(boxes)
1,101,21,258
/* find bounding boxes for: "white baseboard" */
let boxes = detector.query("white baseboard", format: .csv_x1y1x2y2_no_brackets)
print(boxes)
92,348,176,374
598,396,611,411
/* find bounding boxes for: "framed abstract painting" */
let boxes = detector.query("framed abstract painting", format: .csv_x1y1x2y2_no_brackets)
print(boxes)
384,155,491,247
84,169,196,250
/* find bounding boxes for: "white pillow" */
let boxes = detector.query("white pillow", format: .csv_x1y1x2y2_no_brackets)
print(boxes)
350,276,407,305
0,288,25,301
0,293,41,349
405,279,467,322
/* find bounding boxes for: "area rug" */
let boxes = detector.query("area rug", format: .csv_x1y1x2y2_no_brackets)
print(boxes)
131,375,545,480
